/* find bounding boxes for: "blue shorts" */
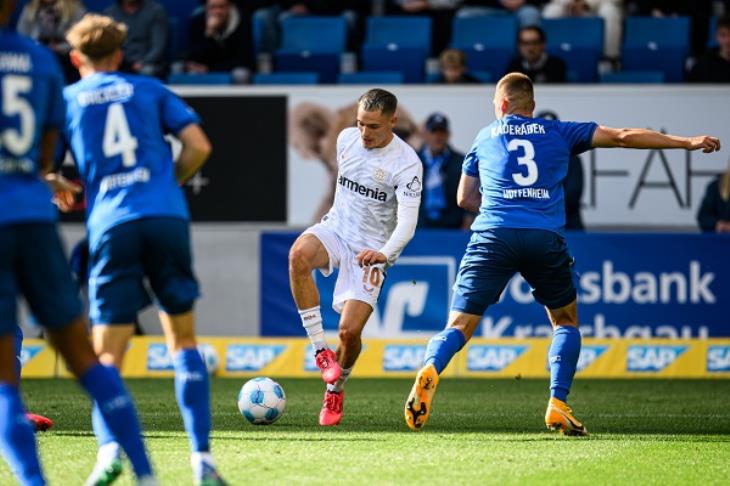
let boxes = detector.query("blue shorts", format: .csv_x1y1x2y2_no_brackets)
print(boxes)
88,217,199,324
0,223,82,336
451,228,576,316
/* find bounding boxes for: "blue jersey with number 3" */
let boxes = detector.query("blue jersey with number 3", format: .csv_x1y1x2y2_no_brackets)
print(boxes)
463,114,597,233
0,30,65,226
63,72,199,240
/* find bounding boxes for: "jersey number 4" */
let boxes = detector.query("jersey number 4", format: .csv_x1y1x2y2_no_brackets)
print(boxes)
103,102,138,167
508,139,538,186
1,75,35,156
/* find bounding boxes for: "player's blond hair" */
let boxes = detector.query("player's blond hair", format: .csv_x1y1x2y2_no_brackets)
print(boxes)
496,72,535,113
66,14,127,61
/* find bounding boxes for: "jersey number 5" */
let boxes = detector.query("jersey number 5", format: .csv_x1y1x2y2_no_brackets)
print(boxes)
1,75,35,156
508,139,538,186
103,102,138,167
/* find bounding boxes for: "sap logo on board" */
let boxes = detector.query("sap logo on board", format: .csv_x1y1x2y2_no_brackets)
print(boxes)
226,345,285,372
19,345,43,367
304,344,368,371
383,345,426,371
147,343,174,371
627,345,687,372
467,345,528,371
707,346,730,372
576,345,609,372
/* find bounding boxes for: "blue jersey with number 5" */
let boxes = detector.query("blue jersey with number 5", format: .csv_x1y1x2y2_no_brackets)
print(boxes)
463,114,597,233
0,30,65,226
63,72,199,240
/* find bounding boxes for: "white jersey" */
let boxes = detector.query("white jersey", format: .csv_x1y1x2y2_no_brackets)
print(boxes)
320,127,422,263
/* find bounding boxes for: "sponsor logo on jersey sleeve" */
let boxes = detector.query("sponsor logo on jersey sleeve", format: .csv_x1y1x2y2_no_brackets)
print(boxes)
403,176,422,197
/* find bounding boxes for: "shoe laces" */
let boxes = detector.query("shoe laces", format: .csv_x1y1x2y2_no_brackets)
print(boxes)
323,392,342,413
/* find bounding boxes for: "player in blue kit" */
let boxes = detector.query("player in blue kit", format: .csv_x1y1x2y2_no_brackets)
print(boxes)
62,14,226,486
0,1,156,484
405,73,721,434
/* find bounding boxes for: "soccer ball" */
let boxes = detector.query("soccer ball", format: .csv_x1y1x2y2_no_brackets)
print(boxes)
237,377,286,425
197,344,219,375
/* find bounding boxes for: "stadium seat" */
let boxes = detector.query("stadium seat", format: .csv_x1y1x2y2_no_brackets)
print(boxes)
426,70,491,83
83,0,114,12
622,16,690,83
708,16,718,48
253,72,320,85
168,72,233,85
338,72,404,84
542,17,604,82
450,16,517,79
600,71,665,83
361,16,431,83
274,16,347,84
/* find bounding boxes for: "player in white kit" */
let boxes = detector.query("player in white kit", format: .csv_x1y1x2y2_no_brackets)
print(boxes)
289,89,423,425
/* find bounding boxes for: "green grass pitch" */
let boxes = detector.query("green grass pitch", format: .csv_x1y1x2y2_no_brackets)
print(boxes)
2,378,729,485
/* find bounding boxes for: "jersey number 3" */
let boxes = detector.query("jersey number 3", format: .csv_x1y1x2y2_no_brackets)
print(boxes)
508,139,538,186
103,102,138,167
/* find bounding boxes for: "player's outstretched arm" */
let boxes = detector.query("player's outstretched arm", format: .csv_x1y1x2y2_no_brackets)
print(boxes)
592,126,721,153
457,174,481,213
175,124,212,184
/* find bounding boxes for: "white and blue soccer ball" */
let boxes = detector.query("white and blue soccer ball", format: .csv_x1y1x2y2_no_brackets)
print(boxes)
237,377,286,425
197,344,219,375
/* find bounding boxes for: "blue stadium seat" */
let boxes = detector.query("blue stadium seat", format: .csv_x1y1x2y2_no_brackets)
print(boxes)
361,16,431,83
338,72,404,84
542,17,603,82
600,71,665,83
168,72,233,85
708,16,718,48
450,16,517,79
274,16,347,84
83,0,114,12
622,17,690,83
253,72,319,85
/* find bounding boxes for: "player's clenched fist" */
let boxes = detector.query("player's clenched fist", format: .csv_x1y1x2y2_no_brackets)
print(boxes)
356,249,387,267
687,136,721,153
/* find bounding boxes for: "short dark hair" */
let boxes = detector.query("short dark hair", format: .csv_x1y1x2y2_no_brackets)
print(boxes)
358,89,398,116
519,25,546,44
718,15,730,31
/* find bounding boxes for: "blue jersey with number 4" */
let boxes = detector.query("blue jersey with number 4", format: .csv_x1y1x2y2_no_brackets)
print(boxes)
63,72,199,240
463,114,597,233
0,30,66,226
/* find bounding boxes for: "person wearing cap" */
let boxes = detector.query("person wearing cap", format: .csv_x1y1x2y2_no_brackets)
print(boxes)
417,113,473,229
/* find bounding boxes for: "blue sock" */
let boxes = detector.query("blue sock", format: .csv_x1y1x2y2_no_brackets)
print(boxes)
14,327,23,382
91,402,116,447
549,326,581,402
0,384,44,486
423,328,466,374
174,348,211,452
79,364,153,478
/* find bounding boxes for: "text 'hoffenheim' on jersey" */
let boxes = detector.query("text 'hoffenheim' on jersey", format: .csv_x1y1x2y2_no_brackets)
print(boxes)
63,72,199,241
0,29,65,226
463,114,597,233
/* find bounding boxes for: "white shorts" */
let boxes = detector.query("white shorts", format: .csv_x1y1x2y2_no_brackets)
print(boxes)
303,223,385,313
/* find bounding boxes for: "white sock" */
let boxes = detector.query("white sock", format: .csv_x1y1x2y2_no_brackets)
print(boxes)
97,441,121,465
327,367,352,393
191,451,215,478
299,306,327,352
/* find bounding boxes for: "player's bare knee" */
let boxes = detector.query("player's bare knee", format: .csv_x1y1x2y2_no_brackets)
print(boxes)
289,245,314,276
338,326,361,350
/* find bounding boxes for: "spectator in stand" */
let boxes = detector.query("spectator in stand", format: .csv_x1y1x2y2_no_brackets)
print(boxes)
697,164,730,233
417,113,473,229
542,0,623,60
688,15,730,83
505,25,567,82
537,110,585,230
185,0,254,83
456,1,543,29
16,0,86,82
105,0,168,77
433,48,481,83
